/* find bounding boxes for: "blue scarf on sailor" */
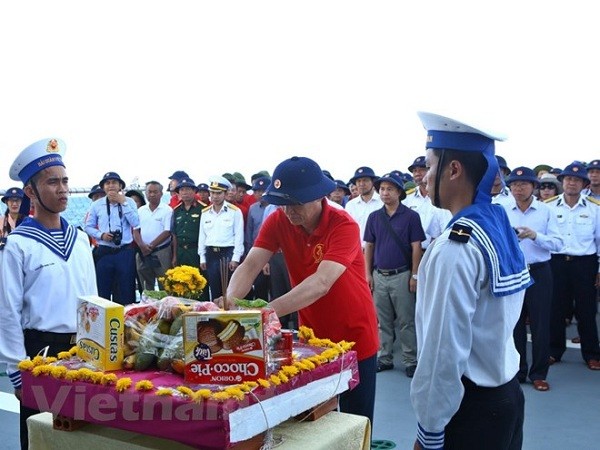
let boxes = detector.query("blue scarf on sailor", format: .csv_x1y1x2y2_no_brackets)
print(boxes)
449,202,532,297
9,216,78,261
424,127,532,298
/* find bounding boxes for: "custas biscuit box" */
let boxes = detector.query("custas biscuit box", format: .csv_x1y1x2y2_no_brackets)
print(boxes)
183,310,265,384
76,295,124,371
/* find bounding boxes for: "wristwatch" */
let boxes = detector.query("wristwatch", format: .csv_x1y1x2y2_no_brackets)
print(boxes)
411,274,418,281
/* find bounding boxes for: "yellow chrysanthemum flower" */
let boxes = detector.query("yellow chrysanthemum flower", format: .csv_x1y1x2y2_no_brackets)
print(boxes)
101,373,118,385
257,378,270,389
31,365,51,376
211,391,231,401
115,378,132,392
160,265,207,299
193,389,212,400
281,365,299,377
31,356,46,366
277,372,289,383
88,372,105,384
269,374,282,386
77,368,95,381
298,326,315,340
135,380,154,391
156,388,173,396
57,351,72,360
224,387,245,401
176,386,194,398
50,366,68,379
65,370,80,381
17,360,34,371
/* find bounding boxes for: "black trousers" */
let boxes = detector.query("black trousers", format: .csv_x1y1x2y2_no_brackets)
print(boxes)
445,376,524,450
20,331,75,450
339,353,377,428
514,261,552,381
550,254,600,362
205,246,234,300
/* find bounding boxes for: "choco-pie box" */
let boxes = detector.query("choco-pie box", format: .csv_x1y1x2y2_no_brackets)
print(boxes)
183,310,265,384
76,295,124,371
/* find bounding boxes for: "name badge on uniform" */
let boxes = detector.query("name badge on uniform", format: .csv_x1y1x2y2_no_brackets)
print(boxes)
192,214,199,218
580,214,589,218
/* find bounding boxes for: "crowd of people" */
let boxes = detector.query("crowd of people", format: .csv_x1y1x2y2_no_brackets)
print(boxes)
1,114,600,449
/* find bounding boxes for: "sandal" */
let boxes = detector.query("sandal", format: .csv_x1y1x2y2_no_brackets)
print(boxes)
587,359,600,370
533,380,550,391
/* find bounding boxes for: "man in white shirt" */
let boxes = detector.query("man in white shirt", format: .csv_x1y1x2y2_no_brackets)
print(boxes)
403,157,452,249
133,181,173,291
545,162,600,370
411,112,530,450
198,176,244,300
0,138,97,450
503,167,563,391
344,166,383,248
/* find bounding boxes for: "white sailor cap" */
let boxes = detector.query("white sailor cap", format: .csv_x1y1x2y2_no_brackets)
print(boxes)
9,138,66,184
417,112,506,204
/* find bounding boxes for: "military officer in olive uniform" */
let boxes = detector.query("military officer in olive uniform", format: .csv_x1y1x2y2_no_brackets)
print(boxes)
171,178,209,301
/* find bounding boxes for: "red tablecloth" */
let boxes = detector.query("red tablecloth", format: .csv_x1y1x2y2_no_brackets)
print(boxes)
21,346,358,449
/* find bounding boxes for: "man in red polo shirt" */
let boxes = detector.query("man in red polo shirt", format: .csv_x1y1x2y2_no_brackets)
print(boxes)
220,156,379,425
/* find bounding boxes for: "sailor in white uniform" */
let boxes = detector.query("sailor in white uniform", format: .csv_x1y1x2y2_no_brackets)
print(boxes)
0,138,97,450
410,113,531,450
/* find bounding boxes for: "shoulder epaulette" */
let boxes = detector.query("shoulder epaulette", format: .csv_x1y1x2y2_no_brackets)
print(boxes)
405,187,416,196
586,196,600,206
449,223,472,243
202,205,212,213
543,195,559,204
227,203,240,211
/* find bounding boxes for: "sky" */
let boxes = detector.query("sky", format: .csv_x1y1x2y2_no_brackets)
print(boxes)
1,1,600,191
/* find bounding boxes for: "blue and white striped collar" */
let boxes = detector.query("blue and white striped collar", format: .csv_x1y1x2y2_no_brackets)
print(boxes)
450,204,532,297
10,217,78,261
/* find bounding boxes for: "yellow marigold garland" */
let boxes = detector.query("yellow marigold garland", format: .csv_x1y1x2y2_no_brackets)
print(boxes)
17,327,354,403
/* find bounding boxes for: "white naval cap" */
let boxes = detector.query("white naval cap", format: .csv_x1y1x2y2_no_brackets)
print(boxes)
9,138,66,184
417,112,506,144
207,175,232,192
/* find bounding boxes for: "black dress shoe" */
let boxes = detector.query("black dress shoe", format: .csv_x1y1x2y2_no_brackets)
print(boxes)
405,365,417,378
377,361,394,372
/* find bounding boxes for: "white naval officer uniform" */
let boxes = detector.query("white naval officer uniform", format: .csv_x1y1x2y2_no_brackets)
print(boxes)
403,187,452,249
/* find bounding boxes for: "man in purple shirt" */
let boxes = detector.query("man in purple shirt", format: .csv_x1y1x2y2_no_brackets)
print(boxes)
364,172,425,377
